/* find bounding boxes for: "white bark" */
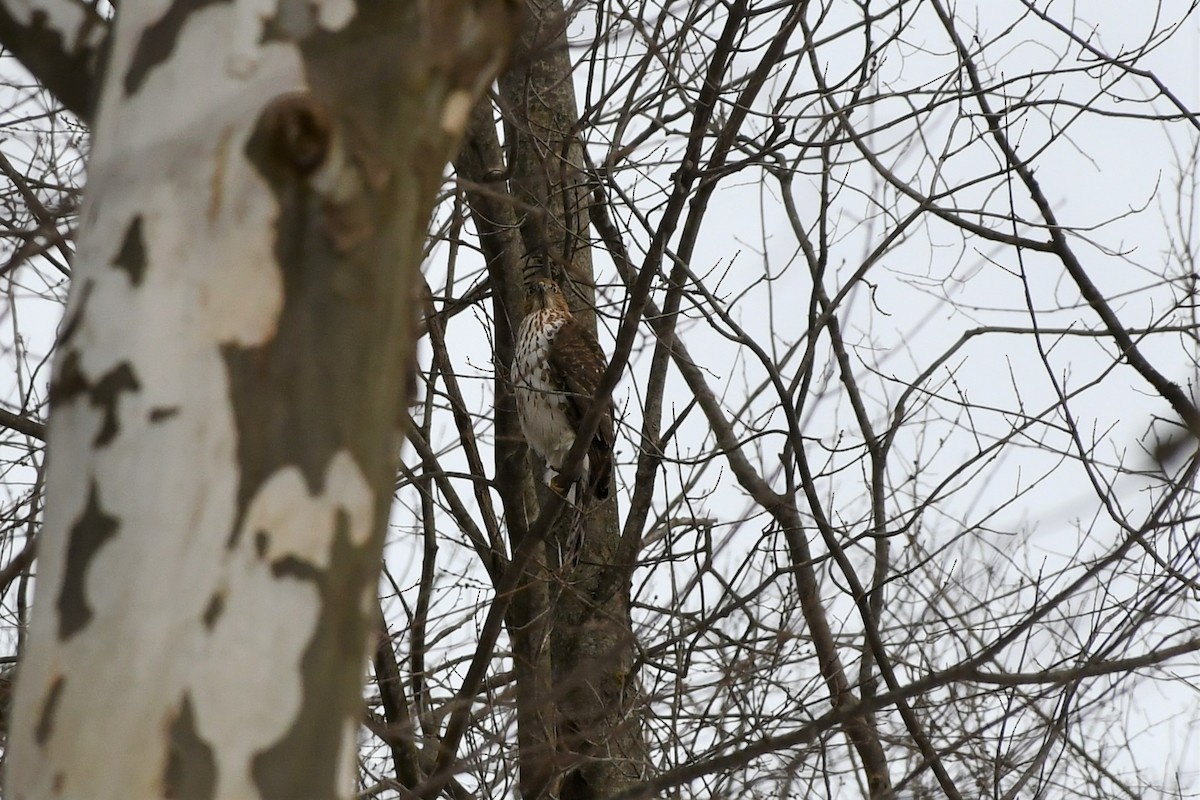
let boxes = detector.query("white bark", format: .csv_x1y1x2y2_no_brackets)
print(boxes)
8,4,347,796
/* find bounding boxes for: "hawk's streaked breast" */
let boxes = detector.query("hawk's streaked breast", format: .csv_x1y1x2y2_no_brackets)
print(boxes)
513,309,579,471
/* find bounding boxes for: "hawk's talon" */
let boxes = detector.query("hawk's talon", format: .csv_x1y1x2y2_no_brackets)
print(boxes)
548,474,582,506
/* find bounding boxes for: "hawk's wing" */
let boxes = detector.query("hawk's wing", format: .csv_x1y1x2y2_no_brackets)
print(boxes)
548,318,614,497
547,319,613,440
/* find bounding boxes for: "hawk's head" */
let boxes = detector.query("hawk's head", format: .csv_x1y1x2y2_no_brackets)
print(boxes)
524,278,571,316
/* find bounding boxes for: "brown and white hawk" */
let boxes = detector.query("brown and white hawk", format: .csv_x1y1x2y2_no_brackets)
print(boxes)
513,277,614,500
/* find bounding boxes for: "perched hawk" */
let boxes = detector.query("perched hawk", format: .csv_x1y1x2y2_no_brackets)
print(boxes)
513,278,614,500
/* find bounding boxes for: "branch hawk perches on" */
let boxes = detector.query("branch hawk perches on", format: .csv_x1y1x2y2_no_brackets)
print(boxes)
513,278,614,500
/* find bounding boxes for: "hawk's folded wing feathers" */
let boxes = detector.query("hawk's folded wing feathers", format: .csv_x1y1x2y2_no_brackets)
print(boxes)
547,319,614,497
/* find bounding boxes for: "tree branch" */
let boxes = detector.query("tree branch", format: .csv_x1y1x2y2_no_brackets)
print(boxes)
0,408,46,441
0,0,107,121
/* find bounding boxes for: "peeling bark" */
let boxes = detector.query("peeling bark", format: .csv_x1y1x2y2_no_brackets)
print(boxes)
5,2,519,798
56,482,118,639
162,695,217,800
112,216,147,286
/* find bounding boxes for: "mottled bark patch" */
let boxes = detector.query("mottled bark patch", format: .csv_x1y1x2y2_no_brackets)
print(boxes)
56,280,93,349
113,215,147,286
34,676,65,746
150,405,181,422
225,82,412,549
220,230,349,545
162,694,217,800
252,511,373,799
57,482,119,640
48,350,89,406
124,0,232,97
90,363,140,446
269,555,322,583
258,4,318,43
48,355,141,446
201,591,224,630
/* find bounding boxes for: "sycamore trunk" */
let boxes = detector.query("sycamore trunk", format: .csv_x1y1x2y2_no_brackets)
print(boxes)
6,3,516,798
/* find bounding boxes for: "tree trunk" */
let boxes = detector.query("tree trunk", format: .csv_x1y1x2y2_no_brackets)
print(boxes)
496,1,648,796
5,3,517,798
456,101,560,800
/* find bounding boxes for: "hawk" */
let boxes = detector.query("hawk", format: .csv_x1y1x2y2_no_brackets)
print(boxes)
513,277,614,500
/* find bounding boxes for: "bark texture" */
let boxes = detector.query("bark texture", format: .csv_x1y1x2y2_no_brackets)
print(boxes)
0,0,106,119
455,103,561,800
5,2,517,798
495,1,647,795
